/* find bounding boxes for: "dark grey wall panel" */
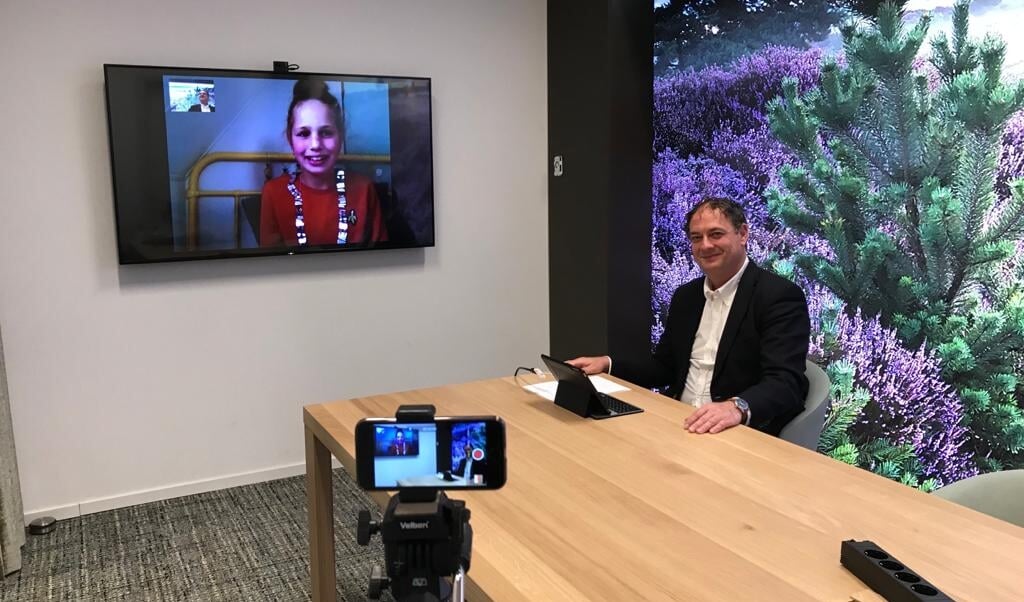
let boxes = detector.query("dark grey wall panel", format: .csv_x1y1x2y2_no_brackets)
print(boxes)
548,0,653,360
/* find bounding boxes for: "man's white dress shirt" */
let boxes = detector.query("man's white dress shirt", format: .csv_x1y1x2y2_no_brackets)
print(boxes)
680,258,749,410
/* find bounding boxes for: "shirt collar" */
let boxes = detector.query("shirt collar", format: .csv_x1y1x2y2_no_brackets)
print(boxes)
703,256,749,301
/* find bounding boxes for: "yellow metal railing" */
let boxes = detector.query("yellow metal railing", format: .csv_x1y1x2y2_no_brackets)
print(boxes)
185,151,391,250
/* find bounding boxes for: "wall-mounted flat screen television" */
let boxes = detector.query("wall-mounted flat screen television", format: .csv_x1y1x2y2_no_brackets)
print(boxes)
104,64,434,264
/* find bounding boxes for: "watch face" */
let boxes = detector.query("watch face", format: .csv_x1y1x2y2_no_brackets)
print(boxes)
734,398,749,411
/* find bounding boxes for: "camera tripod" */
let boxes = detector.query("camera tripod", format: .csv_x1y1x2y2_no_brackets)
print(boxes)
357,488,473,602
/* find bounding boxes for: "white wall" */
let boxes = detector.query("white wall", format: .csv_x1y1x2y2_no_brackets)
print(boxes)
0,0,548,518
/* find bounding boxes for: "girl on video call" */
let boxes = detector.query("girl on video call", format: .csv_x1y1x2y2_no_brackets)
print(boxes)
259,79,388,247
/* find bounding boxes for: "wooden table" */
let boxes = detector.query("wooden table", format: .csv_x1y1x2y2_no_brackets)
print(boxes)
303,375,1024,601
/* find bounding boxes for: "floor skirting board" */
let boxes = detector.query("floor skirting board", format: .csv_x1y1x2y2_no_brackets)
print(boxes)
23,458,344,525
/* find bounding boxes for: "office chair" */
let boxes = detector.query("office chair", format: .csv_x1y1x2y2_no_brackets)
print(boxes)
778,360,831,452
932,470,1024,528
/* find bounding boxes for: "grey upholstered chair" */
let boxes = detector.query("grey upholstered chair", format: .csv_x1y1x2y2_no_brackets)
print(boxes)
778,360,831,451
932,470,1024,527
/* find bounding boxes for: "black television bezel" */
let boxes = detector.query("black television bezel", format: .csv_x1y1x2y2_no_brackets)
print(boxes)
103,63,435,265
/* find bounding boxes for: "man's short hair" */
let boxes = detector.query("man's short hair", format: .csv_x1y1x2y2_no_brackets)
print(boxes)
684,197,747,233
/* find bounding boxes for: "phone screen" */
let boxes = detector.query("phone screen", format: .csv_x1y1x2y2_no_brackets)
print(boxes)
355,417,506,490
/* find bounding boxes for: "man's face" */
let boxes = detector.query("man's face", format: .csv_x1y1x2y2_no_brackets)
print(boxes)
687,207,748,286
396,431,404,442
198,90,209,105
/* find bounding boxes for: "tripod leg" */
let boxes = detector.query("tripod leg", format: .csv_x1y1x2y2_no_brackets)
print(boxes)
452,567,466,602
460,523,473,573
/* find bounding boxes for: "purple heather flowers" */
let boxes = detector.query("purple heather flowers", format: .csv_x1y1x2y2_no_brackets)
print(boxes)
651,41,1020,486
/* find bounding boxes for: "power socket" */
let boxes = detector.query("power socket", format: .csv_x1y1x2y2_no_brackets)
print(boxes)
840,540,953,601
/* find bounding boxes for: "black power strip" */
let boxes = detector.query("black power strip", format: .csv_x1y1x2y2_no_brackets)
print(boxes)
841,540,955,601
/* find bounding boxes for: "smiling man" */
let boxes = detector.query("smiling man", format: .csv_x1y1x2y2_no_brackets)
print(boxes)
569,197,810,436
188,89,215,112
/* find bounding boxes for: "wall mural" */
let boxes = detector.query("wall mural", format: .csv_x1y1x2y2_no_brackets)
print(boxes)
653,0,1024,489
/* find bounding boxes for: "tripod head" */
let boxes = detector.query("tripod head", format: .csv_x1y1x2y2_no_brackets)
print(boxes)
358,488,473,601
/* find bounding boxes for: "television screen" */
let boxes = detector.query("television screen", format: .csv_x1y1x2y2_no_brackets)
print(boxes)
104,64,434,264
373,425,421,458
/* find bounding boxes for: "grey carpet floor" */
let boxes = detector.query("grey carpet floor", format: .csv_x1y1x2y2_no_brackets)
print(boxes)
0,469,391,601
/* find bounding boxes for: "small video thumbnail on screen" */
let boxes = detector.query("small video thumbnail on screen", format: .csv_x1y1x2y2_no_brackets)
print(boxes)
450,421,488,485
168,79,215,113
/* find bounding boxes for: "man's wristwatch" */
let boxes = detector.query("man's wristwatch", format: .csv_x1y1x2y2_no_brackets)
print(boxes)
732,397,750,425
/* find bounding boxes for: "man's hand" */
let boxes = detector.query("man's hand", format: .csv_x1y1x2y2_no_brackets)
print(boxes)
566,356,611,375
683,401,743,434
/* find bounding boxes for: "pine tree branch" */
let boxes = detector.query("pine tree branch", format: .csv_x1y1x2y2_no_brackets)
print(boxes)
836,128,899,183
904,192,929,274
981,181,1024,245
943,130,1001,306
885,78,930,273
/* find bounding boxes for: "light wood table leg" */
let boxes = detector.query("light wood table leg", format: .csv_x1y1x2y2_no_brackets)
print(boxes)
306,424,336,602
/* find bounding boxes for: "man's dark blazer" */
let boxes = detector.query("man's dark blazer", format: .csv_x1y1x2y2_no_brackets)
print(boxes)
188,104,215,112
613,261,810,435
454,457,487,479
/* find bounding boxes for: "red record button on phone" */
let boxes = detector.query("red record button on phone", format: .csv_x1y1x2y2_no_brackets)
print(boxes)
471,448,485,461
